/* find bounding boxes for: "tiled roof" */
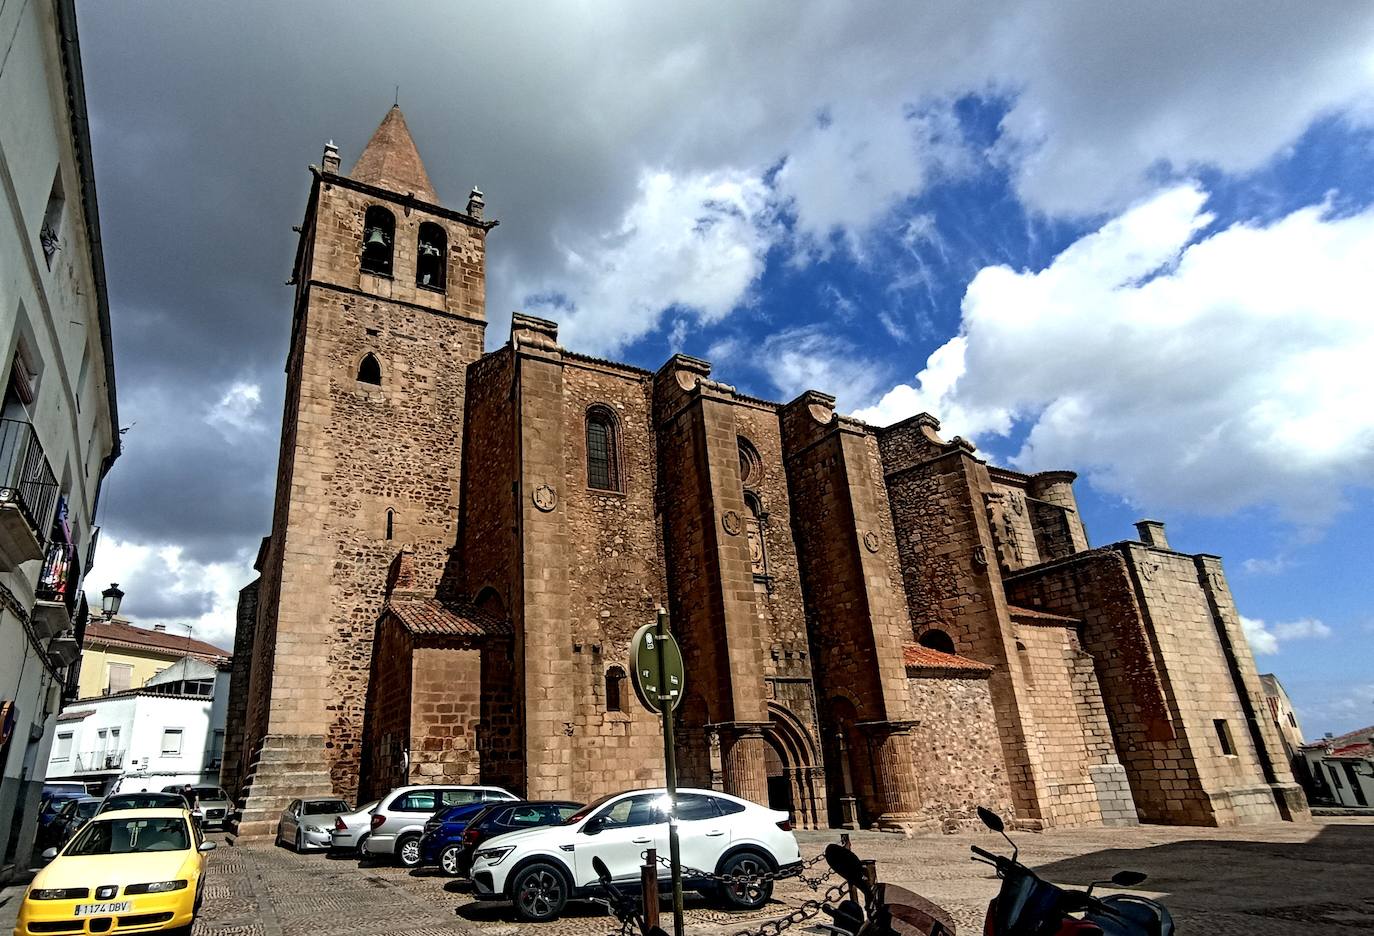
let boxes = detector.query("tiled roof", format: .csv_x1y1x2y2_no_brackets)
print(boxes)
349,106,437,202
57,708,94,722
83,620,231,662
388,598,510,639
1301,723,1374,757
1008,605,1081,626
903,644,994,674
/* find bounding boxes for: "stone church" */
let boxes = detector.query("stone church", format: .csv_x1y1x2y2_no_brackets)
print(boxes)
224,107,1308,839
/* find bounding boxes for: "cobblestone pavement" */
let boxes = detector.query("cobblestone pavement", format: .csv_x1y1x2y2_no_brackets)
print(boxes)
175,818,1372,936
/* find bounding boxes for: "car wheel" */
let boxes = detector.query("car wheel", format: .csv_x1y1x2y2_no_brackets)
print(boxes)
440,844,462,876
294,829,305,854
356,832,369,854
396,834,422,868
510,862,568,922
717,851,774,911
274,825,283,848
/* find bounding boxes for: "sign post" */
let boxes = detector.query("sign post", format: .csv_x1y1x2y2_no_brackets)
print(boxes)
631,609,686,936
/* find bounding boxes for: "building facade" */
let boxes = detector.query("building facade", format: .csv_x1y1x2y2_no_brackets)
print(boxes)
227,109,1306,838
45,658,232,796
1300,727,1374,809
74,618,231,700
0,0,119,879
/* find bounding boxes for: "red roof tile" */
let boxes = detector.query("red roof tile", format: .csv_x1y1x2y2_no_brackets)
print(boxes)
1008,605,1081,625
903,644,994,674
83,620,230,662
1301,723,1374,757
388,598,510,639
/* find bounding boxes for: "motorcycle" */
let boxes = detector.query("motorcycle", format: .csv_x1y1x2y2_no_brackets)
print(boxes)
818,841,957,936
971,806,1173,936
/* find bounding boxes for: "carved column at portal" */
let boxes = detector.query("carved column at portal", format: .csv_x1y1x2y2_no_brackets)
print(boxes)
862,720,923,830
720,723,769,807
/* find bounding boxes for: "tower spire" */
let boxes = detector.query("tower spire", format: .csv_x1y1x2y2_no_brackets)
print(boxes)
349,105,438,203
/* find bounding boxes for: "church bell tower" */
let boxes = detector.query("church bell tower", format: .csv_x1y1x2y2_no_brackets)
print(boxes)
231,107,497,836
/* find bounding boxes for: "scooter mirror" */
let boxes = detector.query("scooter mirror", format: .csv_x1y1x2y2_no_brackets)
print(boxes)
824,843,870,893
976,806,1004,833
1112,870,1148,887
592,855,612,884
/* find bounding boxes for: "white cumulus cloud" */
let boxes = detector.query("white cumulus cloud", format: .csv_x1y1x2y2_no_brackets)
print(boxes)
1242,615,1332,656
205,381,264,437
855,184,1374,523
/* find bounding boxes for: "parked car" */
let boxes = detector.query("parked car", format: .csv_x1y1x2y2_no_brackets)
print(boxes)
439,800,582,877
42,781,89,800
363,785,517,868
36,786,88,842
417,802,499,873
16,808,214,935
170,785,234,830
276,798,351,852
329,800,379,854
470,788,800,922
99,792,190,814
46,797,103,850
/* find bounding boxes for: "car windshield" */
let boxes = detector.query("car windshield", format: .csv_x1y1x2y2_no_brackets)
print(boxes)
103,793,185,811
302,799,349,815
74,800,101,818
564,791,621,825
66,817,190,855
189,787,228,800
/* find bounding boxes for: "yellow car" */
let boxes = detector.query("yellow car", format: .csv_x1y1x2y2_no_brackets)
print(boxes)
14,807,214,936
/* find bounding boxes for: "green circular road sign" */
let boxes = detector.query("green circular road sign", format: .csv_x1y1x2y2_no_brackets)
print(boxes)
631,620,685,713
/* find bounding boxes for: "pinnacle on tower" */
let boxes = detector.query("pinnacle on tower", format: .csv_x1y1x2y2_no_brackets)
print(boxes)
349,105,438,203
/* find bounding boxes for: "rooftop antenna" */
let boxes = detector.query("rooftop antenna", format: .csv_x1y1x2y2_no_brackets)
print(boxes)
394,85,399,107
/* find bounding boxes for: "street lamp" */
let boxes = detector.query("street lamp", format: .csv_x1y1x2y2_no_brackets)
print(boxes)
100,582,124,620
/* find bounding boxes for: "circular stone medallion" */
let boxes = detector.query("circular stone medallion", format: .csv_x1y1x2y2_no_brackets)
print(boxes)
863,531,880,553
532,484,557,512
721,510,743,536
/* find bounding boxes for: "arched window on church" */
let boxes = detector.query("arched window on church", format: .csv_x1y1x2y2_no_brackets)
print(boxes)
361,205,395,276
917,629,956,655
585,406,621,492
357,353,382,385
605,665,627,713
416,222,446,290
738,436,762,490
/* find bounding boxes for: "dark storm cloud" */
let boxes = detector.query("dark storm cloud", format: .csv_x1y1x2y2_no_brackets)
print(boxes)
77,1,1374,638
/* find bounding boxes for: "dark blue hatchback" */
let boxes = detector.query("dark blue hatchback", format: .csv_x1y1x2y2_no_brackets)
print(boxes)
417,802,491,868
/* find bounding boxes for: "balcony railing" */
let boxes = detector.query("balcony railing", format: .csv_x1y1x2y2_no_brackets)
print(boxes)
38,541,77,610
0,418,58,542
71,749,126,772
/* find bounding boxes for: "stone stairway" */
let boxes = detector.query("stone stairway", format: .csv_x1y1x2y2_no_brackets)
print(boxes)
226,733,336,843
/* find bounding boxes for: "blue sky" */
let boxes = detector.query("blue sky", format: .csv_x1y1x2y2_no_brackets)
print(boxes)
77,3,1374,738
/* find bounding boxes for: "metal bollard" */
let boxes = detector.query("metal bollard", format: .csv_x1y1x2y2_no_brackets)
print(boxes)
641,848,660,931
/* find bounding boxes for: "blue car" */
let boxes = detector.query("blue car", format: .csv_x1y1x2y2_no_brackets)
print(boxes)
417,802,491,869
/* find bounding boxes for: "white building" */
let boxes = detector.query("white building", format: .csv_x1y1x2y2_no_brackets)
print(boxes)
1300,726,1374,810
0,0,119,879
45,658,230,794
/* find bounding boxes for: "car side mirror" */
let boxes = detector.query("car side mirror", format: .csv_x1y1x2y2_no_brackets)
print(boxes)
199,841,217,852
582,816,604,835
41,848,57,861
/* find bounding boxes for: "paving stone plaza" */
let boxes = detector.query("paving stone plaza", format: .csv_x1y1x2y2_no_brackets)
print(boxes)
6,818,1364,936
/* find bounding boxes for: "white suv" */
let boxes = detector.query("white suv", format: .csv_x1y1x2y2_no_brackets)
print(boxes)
470,788,800,922
363,784,516,867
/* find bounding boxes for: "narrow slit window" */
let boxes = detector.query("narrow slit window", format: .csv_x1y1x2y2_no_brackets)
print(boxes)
1214,718,1235,756
416,222,446,290
385,508,394,540
585,407,620,492
605,666,626,713
357,353,382,385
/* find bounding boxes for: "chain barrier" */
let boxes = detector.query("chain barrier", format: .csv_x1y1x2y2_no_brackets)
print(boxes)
648,849,833,889
727,881,849,936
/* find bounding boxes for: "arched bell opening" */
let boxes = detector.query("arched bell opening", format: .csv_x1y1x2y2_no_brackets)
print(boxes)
361,206,395,276
416,222,446,290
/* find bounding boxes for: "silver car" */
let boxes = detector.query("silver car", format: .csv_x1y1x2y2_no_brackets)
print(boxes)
362,785,515,867
174,784,235,830
329,800,379,853
276,797,351,852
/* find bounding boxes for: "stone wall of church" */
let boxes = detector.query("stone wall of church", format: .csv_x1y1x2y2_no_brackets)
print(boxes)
906,673,1014,822
452,348,514,603
219,579,258,800
560,359,667,800
361,615,413,801
410,640,484,785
